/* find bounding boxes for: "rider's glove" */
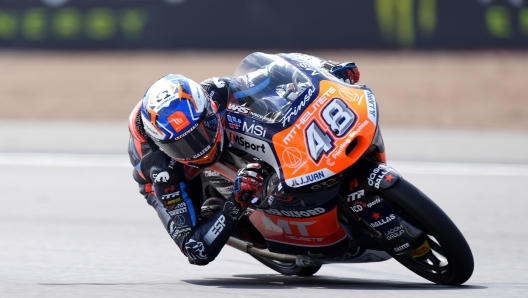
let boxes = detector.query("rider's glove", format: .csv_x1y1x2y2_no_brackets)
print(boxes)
234,163,264,208
329,62,360,84
222,163,264,221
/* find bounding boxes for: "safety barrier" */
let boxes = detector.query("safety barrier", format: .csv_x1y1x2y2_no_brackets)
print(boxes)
0,0,527,49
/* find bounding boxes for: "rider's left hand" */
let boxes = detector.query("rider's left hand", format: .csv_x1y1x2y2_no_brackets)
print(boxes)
232,163,264,209
330,62,360,84
222,163,264,221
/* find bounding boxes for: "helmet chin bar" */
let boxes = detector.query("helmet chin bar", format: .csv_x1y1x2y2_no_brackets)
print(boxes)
177,132,224,168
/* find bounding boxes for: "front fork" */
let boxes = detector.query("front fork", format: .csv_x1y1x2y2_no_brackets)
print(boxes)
343,156,401,194
338,156,426,255
339,156,402,226
335,156,400,240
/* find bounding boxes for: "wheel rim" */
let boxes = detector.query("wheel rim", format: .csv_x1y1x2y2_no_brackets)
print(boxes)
378,179,474,284
388,200,460,281
396,234,452,278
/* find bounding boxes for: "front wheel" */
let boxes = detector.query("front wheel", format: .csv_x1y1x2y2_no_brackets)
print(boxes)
380,178,474,285
251,255,321,276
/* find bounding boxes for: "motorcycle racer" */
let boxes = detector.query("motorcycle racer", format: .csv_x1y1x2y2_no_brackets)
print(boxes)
127,53,360,265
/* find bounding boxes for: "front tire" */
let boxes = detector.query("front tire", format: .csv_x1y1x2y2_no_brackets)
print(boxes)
380,178,474,285
251,255,321,276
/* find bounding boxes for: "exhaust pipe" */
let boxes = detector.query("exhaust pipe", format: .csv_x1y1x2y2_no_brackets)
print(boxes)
226,237,297,262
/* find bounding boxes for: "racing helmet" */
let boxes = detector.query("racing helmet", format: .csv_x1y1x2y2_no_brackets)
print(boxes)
140,74,223,167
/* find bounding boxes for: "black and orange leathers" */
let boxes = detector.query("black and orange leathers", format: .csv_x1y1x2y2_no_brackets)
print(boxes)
127,55,356,265
128,78,232,265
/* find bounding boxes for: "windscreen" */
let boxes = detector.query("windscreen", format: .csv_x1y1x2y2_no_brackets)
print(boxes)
228,52,313,123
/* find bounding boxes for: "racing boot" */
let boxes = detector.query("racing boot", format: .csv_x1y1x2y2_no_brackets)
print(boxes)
202,196,266,249
201,196,227,219
348,195,427,256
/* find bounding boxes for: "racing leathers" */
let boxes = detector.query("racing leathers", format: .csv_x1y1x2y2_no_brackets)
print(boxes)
127,78,231,265
127,53,360,265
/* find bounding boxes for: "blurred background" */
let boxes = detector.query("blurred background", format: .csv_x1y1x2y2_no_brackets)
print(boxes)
0,0,527,130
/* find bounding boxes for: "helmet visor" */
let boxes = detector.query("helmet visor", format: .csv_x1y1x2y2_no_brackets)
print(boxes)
155,104,220,161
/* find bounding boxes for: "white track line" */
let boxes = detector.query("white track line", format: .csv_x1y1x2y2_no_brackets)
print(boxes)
0,152,527,176
389,161,528,176
0,153,130,168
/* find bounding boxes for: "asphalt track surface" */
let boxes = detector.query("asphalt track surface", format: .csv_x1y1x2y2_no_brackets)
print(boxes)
1,121,528,298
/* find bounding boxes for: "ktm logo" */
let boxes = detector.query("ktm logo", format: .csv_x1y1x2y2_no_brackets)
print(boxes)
227,103,251,115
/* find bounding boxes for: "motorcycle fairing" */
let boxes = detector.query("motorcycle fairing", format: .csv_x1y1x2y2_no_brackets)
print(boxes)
297,248,391,265
226,53,379,191
342,158,402,195
249,207,346,246
272,80,378,189
249,206,349,255
227,131,281,172
248,179,347,254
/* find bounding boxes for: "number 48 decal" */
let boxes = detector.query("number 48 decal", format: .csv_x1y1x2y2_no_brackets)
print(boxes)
306,98,356,162
306,122,333,162
322,98,356,137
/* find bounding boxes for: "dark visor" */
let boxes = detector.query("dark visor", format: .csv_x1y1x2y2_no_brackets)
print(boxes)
154,110,220,161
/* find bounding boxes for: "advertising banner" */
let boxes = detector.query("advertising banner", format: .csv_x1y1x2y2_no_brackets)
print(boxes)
0,0,527,49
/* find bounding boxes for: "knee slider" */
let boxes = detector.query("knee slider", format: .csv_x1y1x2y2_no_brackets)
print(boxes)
188,258,210,266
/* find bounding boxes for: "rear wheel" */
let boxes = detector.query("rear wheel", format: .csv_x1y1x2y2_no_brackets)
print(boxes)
251,255,322,276
380,178,474,285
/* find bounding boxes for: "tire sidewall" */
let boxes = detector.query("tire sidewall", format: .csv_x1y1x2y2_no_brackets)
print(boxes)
380,178,474,285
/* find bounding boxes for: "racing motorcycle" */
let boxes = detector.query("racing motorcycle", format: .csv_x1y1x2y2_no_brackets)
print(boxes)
206,52,474,285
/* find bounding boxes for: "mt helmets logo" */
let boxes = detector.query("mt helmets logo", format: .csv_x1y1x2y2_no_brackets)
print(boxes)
282,147,302,168
174,215,186,227
339,88,364,104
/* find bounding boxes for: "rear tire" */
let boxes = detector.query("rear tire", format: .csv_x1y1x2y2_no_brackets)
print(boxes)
380,178,474,285
251,255,321,276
